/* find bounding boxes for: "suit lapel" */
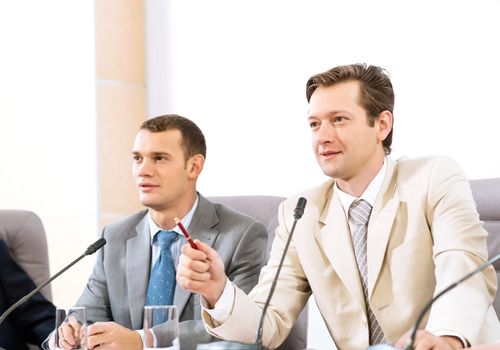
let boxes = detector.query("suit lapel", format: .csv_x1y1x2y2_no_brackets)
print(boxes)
367,158,399,297
314,186,366,309
126,214,151,329
173,194,220,315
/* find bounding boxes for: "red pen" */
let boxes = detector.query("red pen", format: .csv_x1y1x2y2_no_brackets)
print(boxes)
174,217,199,249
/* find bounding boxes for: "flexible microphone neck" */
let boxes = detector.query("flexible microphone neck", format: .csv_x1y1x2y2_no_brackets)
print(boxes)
255,197,307,349
0,238,106,328
404,253,500,350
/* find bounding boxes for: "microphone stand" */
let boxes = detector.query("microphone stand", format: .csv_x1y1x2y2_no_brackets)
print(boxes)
197,198,307,350
0,238,106,350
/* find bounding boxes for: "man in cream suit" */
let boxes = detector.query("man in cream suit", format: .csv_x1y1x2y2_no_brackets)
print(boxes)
49,115,268,350
178,64,500,349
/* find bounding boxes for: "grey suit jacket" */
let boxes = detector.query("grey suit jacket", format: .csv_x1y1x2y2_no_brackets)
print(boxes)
76,194,268,350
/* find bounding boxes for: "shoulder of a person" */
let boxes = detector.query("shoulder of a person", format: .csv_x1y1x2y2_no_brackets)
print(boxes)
0,238,13,265
395,155,463,177
101,209,148,237
282,179,334,213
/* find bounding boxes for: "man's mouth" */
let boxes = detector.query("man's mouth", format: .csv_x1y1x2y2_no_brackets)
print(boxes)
139,183,159,190
320,150,342,157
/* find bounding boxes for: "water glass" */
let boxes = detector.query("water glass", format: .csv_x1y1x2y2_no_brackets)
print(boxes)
143,305,180,349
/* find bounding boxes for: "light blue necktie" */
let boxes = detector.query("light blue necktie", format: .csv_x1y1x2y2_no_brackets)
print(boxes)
146,230,178,306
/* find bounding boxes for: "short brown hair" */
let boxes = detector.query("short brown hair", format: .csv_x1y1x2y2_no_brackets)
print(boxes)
140,114,207,160
306,63,394,154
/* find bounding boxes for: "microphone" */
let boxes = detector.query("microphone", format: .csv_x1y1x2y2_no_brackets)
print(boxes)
197,197,308,350
85,237,106,255
0,237,107,347
366,252,500,350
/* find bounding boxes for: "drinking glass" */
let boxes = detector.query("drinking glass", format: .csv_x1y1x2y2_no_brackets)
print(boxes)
143,305,180,349
54,306,87,350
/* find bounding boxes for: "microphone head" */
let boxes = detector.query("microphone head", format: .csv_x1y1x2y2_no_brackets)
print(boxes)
85,238,106,255
293,197,307,219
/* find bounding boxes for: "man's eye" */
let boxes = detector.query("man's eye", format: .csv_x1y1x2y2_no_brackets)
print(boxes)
309,121,319,128
155,156,166,162
333,116,346,123
133,155,142,162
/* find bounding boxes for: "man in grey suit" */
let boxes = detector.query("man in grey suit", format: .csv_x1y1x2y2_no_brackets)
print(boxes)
50,115,268,350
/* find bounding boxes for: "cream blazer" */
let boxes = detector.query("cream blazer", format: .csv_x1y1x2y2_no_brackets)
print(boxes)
204,157,500,349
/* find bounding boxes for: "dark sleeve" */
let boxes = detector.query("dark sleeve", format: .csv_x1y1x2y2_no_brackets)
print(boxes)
0,239,56,346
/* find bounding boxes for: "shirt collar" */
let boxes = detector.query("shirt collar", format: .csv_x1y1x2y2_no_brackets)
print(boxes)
336,158,387,212
147,195,199,242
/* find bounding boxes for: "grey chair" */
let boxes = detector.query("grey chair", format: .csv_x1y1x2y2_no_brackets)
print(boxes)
209,196,308,350
470,178,500,315
0,209,52,300
0,209,53,350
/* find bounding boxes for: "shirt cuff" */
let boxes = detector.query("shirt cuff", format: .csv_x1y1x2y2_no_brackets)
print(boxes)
432,329,469,348
136,329,146,345
201,278,235,325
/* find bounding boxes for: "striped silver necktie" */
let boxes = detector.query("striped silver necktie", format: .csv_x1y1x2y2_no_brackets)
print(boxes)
349,199,387,345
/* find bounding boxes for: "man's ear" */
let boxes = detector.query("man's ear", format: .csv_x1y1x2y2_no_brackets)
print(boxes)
376,110,393,142
186,154,205,179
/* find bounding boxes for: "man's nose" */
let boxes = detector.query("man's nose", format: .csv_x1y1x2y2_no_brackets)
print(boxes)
137,159,154,176
316,122,336,143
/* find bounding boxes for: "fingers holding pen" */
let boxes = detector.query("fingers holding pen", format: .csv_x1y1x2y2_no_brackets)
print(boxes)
177,239,227,307
177,241,212,289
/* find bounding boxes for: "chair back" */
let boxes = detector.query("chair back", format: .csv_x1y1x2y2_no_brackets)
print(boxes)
470,178,500,316
0,209,52,300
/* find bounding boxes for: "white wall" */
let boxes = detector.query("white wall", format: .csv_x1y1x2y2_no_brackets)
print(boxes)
0,1,97,307
146,0,500,348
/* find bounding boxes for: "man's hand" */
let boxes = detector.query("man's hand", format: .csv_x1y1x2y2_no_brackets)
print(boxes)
176,239,227,308
86,321,142,350
395,330,464,350
54,315,85,349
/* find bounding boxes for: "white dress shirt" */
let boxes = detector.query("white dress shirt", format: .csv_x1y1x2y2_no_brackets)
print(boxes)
147,195,199,269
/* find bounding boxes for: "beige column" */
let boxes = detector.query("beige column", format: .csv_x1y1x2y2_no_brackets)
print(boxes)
96,0,146,229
